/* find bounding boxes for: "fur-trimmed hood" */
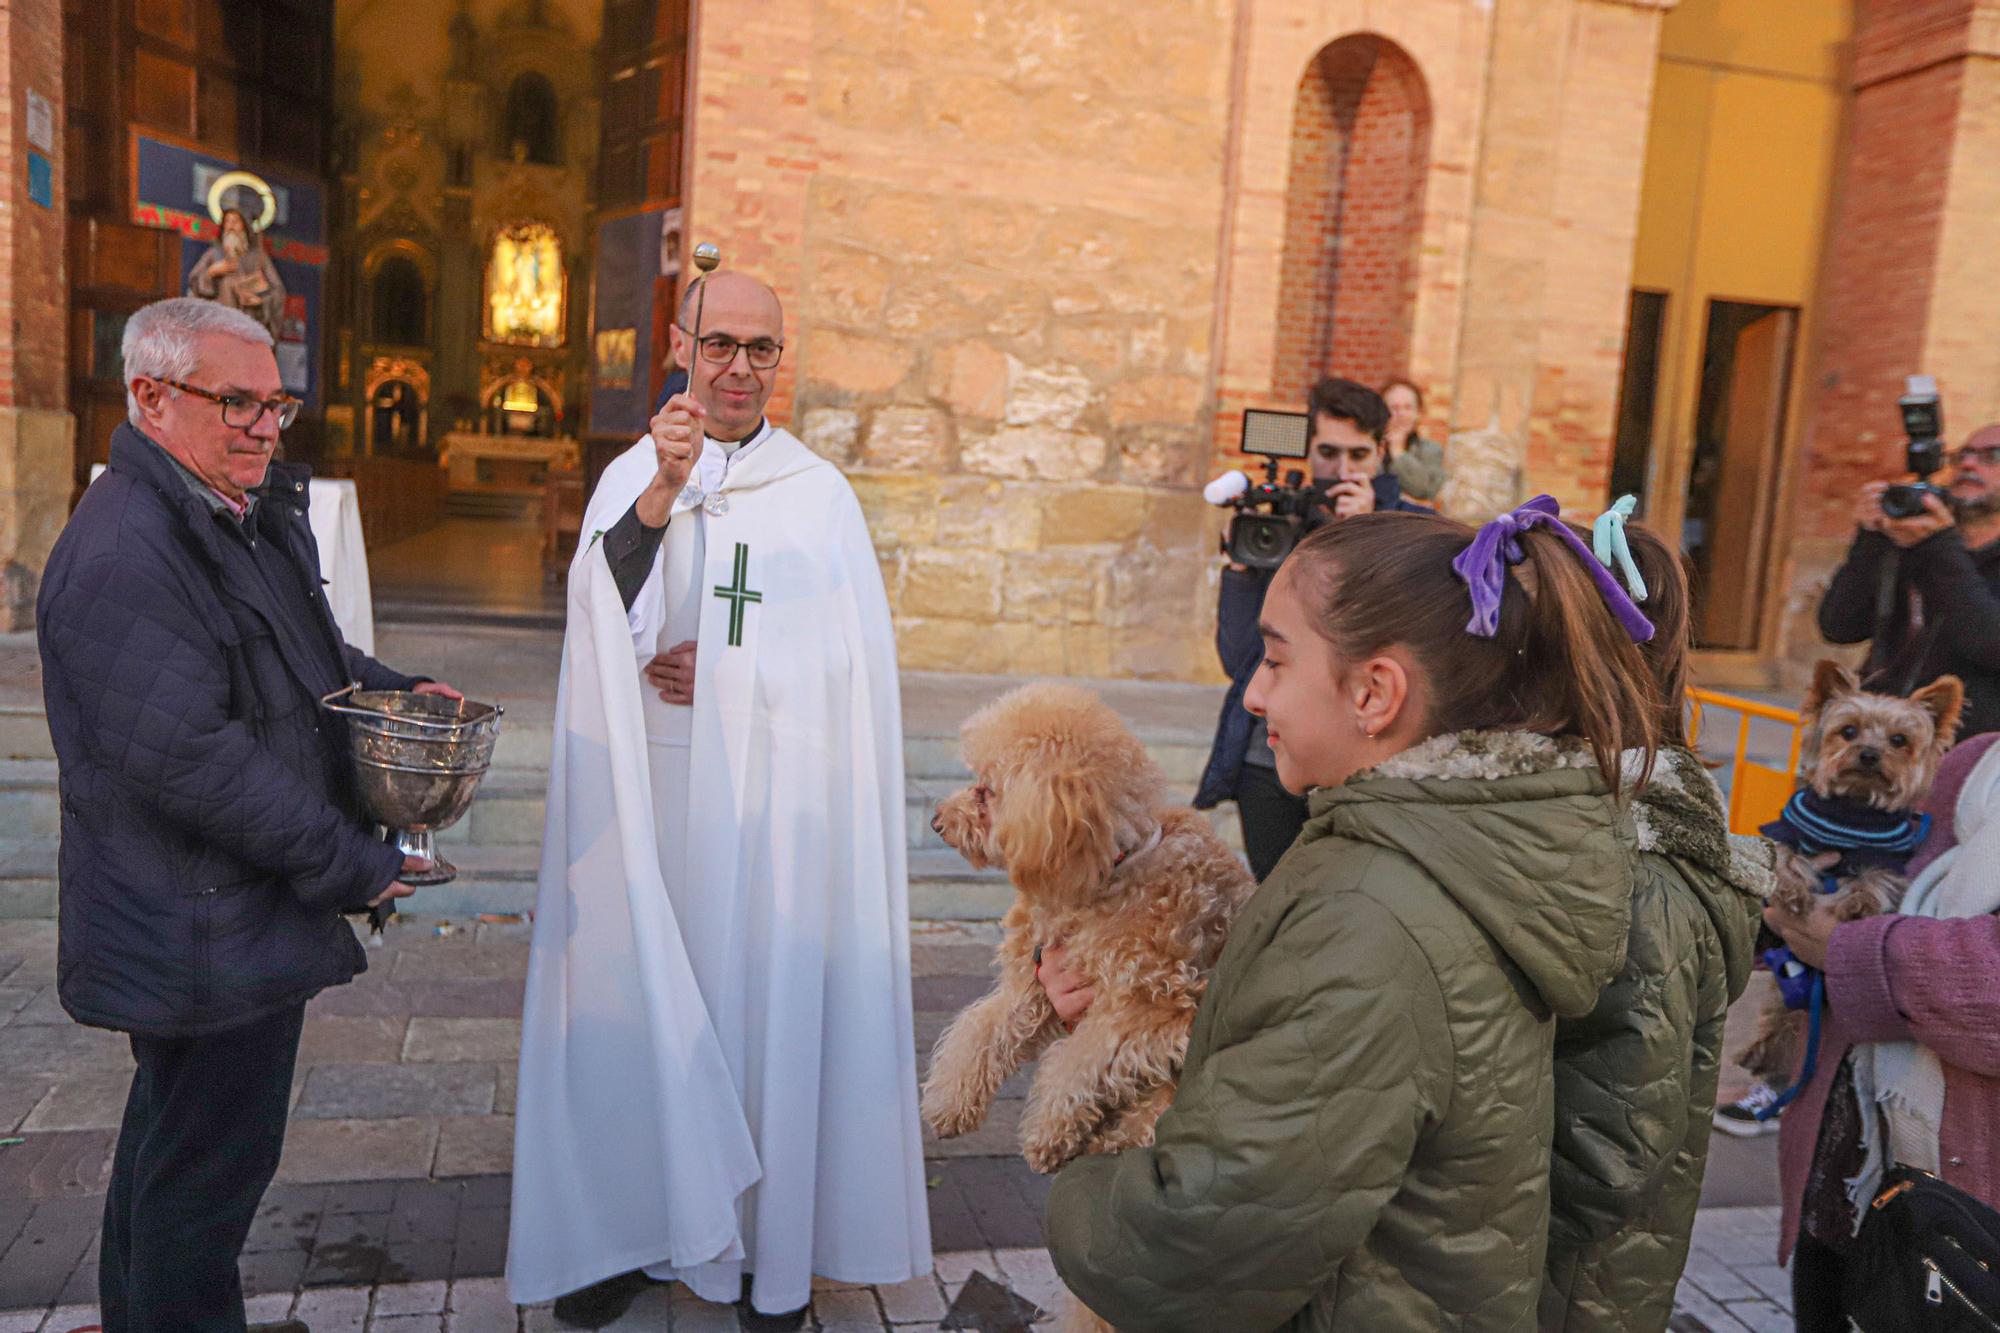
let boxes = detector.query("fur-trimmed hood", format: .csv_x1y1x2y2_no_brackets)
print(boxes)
1627,745,1775,897
1308,729,1635,1020
1627,744,1774,1002
1358,727,1602,784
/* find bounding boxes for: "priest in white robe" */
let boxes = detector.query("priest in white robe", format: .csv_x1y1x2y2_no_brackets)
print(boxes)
507,272,931,1328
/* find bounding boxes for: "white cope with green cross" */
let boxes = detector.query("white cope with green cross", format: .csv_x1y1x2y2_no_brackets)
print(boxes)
713,542,762,647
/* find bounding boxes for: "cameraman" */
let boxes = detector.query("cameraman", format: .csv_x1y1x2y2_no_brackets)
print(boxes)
1194,378,1430,881
1818,425,2000,739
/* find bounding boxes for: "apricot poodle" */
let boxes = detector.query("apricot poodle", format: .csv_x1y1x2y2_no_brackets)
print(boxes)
920,682,1256,1180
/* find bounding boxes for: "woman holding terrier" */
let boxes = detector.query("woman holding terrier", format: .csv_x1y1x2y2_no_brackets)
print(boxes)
1764,729,2000,1331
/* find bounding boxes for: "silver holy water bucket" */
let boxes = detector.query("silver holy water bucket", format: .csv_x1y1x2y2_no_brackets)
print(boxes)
320,685,504,888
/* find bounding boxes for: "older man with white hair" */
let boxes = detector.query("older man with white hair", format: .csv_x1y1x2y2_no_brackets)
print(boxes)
35,297,456,1333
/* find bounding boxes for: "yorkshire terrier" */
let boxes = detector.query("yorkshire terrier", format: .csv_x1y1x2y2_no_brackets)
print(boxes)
1736,660,1963,1084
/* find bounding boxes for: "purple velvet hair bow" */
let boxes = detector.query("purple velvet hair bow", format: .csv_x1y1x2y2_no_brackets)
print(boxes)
1450,495,1656,644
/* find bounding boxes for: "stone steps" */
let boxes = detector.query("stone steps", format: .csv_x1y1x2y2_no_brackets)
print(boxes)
443,490,539,521
471,714,1214,788
379,844,1022,923
0,722,1222,850
0,760,57,839
0,792,1241,925
0,667,1241,921
0,707,54,762
0,837,1018,923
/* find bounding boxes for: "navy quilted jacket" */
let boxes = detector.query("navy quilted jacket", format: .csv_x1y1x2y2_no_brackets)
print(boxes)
37,424,416,1038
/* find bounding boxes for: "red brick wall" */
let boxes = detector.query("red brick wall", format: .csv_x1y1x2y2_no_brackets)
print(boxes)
0,0,67,410
1326,43,1428,392
683,0,815,428
1272,53,1342,406
1792,59,1961,543
1271,36,1428,408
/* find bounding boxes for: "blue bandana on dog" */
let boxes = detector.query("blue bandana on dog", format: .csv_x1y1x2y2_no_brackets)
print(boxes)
1759,791,1929,1007
1760,790,1931,880
1750,792,1930,1122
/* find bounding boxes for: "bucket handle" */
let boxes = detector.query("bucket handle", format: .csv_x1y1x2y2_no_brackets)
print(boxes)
318,683,500,731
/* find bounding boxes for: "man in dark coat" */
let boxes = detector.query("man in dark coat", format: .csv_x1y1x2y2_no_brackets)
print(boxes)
35,297,457,1333
1194,378,1431,880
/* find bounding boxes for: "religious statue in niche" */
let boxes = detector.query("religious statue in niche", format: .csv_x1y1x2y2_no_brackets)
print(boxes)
486,222,566,347
187,177,288,339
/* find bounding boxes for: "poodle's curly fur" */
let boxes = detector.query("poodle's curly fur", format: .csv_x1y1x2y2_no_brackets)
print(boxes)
920,683,1255,1187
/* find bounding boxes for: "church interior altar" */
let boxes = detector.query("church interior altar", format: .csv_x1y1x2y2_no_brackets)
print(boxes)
440,431,581,494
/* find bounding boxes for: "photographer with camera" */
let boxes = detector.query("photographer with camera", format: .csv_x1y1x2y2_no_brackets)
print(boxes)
1194,378,1430,881
1818,381,2000,740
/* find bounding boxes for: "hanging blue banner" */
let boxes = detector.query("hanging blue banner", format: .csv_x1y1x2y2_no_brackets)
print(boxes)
591,206,679,439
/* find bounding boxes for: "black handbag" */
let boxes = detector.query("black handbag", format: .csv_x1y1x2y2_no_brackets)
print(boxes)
1847,1166,2000,1330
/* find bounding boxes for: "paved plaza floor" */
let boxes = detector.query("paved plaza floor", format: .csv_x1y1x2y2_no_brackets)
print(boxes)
0,914,1795,1332
0,622,1805,1330
0,915,1065,1330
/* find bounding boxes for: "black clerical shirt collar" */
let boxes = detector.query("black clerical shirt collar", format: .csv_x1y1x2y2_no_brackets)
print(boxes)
713,417,773,462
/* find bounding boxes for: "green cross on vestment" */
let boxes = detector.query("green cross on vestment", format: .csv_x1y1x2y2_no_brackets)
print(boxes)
713,542,762,647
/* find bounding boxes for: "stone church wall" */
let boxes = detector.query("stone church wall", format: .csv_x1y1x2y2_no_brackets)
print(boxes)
688,0,1237,680
683,0,1675,681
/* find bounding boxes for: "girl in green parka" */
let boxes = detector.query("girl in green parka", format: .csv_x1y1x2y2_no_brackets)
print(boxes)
1538,514,1772,1332
1044,503,1663,1332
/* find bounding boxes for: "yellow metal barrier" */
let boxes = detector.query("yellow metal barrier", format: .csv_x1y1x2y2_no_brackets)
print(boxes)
1686,688,1805,836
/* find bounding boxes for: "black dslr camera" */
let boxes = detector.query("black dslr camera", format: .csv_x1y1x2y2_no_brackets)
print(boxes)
1225,410,1332,570
1883,375,1948,519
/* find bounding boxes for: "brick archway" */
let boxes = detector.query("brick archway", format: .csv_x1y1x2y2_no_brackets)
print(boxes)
1273,35,1431,404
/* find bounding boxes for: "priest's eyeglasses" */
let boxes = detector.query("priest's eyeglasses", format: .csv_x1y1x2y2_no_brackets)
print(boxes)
153,377,302,430
679,328,786,371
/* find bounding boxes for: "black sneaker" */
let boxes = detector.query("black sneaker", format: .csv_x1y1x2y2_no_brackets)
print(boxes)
553,1270,656,1328
1713,1081,1784,1137
739,1306,809,1332
249,1323,310,1333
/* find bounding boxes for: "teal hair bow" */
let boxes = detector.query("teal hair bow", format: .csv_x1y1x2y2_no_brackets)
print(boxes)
1592,495,1649,603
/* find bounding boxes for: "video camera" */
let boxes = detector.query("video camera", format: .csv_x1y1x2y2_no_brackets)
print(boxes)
1219,410,1331,570
1884,375,1948,519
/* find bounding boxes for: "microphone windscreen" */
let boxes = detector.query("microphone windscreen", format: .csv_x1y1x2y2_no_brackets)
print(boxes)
1203,471,1250,506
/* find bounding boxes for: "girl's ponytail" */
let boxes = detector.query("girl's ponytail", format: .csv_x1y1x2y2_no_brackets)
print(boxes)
1509,526,1661,790
1286,500,1662,792
1572,509,1694,749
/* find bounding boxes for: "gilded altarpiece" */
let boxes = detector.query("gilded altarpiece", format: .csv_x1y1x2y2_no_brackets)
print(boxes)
329,2,599,465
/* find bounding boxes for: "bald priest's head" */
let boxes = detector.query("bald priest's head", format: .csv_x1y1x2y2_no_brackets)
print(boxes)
669,271,786,443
